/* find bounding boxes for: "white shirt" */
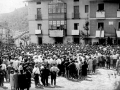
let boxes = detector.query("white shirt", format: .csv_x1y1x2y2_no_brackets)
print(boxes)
33,67,40,74
56,59,61,65
1,64,6,70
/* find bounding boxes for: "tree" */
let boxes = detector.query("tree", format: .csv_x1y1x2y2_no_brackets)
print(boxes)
83,21,89,44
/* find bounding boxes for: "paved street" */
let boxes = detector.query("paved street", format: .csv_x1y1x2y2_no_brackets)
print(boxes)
0,69,120,90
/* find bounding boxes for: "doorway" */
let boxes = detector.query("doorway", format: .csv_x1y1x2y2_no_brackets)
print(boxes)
54,37,63,44
99,38,106,45
73,36,79,44
38,37,42,45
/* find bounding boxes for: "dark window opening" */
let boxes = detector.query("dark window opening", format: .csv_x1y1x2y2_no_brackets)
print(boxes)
98,22,104,30
73,37,79,44
74,23,79,30
74,0,79,2
38,37,42,44
119,3,120,10
98,3,104,11
38,24,42,30
85,5,89,13
118,22,120,29
37,2,41,4
54,37,63,44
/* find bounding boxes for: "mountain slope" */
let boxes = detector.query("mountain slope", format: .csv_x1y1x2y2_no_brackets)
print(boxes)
0,6,28,32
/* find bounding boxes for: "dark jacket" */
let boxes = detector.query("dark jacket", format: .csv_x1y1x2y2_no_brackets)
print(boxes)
41,68,50,78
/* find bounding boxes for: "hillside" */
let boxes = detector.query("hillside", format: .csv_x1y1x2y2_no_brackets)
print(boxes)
0,6,28,32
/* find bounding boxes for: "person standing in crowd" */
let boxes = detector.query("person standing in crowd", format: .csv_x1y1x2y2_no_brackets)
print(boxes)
82,60,88,80
25,68,31,90
116,57,120,75
7,62,14,82
18,63,23,73
50,64,59,87
92,57,97,73
32,64,40,88
10,70,15,90
1,61,7,82
88,57,93,74
18,70,26,90
13,70,19,90
0,65,4,87
106,54,111,69
40,65,50,87
112,53,118,69
56,56,62,76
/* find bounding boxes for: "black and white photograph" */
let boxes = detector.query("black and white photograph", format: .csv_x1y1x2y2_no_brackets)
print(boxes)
0,0,120,90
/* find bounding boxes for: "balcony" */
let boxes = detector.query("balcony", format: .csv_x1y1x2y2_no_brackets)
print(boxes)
72,13,80,19
96,11,105,18
95,30,104,37
116,31,120,37
35,29,42,35
49,30,63,37
35,15,42,20
117,10,120,17
72,30,79,35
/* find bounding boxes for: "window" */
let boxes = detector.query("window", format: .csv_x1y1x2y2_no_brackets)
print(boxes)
98,22,104,30
74,23,79,30
85,5,89,13
98,3,104,11
74,6,80,19
37,8,42,19
49,20,66,30
118,22,120,29
37,2,41,4
74,0,79,2
38,24,42,30
118,3,120,10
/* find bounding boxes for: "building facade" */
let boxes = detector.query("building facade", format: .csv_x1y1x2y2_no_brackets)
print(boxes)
27,0,89,44
27,0,120,45
90,0,120,45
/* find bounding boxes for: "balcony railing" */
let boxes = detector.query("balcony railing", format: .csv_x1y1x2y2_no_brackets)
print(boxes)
116,31,120,37
95,30,104,37
72,30,79,35
35,29,42,35
96,10,105,18
72,13,80,19
117,10,120,17
49,30,63,37
35,14,42,20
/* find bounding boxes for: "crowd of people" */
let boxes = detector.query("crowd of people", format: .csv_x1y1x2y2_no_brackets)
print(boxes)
0,43,120,90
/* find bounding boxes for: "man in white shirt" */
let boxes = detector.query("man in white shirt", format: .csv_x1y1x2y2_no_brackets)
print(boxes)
33,65,40,87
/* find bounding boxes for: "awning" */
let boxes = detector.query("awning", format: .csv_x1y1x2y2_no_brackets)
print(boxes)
100,31,104,37
95,30,100,37
116,31,120,37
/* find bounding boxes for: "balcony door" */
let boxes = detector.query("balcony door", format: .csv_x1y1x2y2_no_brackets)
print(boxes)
37,8,41,19
74,6,79,19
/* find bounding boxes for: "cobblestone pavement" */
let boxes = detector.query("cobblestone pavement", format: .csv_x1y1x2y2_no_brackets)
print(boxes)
0,68,120,90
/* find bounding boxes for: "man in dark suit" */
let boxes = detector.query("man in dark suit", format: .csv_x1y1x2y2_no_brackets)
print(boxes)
18,70,26,90
40,65,50,86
